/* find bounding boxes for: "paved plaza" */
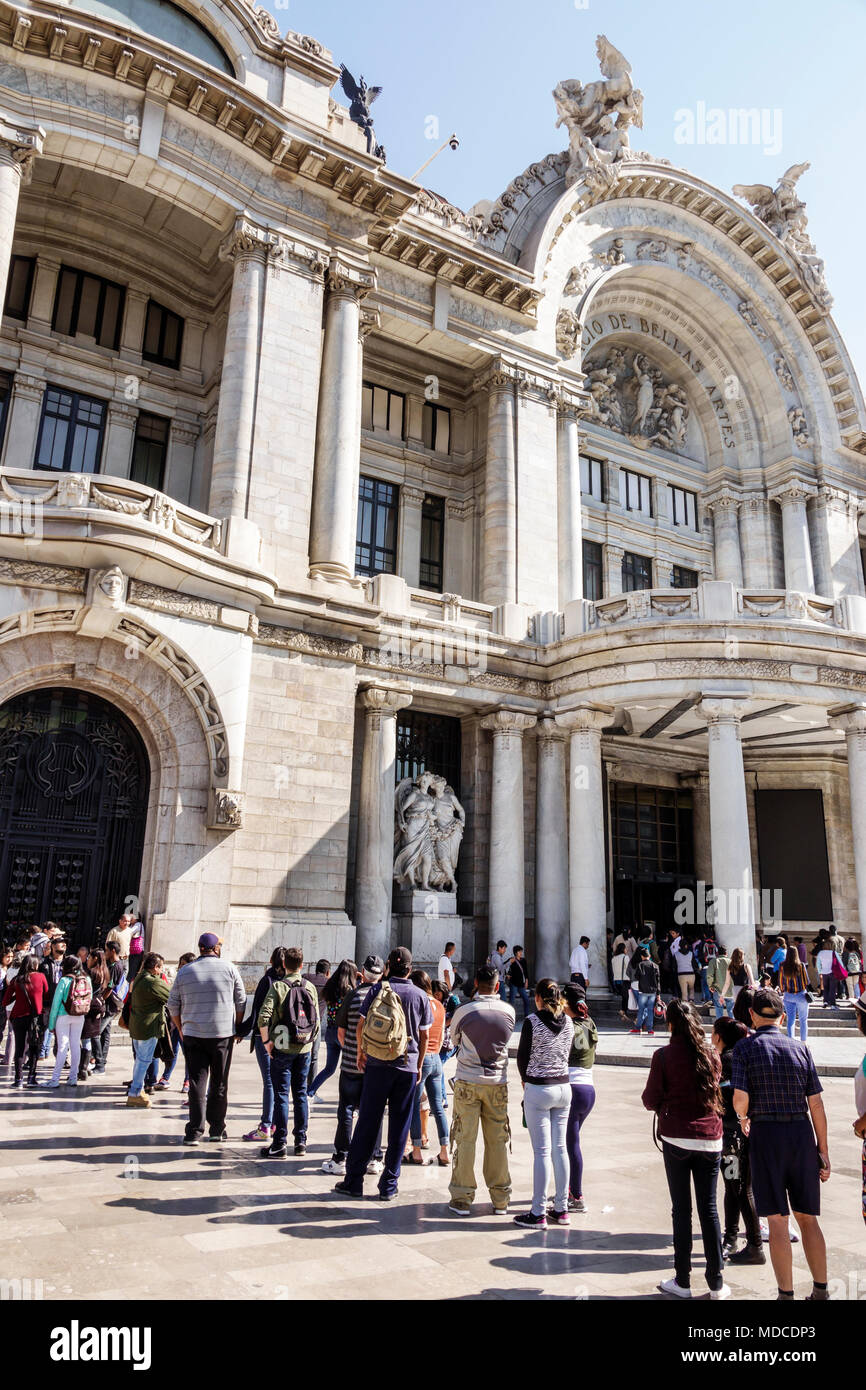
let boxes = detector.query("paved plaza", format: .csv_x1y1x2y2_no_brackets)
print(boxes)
0,1045,862,1302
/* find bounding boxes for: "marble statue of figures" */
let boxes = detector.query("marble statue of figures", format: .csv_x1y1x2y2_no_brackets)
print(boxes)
631,353,655,434
553,35,643,188
339,64,386,160
429,775,465,893
393,771,436,889
732,162,832,308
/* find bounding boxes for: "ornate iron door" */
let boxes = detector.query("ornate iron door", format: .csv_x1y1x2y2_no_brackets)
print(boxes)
0,688,149,947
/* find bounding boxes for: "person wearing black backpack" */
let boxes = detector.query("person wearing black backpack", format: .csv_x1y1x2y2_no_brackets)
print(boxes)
256,945,320,1158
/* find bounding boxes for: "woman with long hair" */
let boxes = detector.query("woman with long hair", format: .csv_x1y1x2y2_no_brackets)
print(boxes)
732,986,756,1029
852,998,866,1227
728,947,755,1001
779,945,811,1041
562,984,598,1212
309,959,357,1102
675,936,697,1002
41,954,90,1089
514,977,574,1229
642,998,728,1299
405,969,449,1167
240,946,289,1141
711,1016,764,1266
2,953,46,1087
79,949,110,1081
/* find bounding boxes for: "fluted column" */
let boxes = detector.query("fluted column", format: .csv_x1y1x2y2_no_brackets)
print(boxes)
482,363,517,606
679,771,712,884
556,394,584,607
706,488,744,586
210,217,272,521
828,704,866,936
535,717,569,979
480,709,537,951
770,479,817,594
556,704,613,992
309,258,375,582
0,116,43,314
699,696,756,966
355,685,412,963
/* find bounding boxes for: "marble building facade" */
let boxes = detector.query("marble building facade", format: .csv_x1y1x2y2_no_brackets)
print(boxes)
0,5,862,985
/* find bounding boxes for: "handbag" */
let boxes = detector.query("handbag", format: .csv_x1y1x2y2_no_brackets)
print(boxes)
653,994,666,1020
831,953,848,982
627,985,637,1011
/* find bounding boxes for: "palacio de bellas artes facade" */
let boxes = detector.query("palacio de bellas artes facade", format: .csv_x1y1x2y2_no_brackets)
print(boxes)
0,2,861,993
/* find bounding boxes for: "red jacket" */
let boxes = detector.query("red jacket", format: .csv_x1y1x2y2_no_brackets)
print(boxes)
641,1034,723,1142
3,972,47,1019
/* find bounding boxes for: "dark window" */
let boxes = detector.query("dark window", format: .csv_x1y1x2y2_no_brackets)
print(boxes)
356,475,398,576
612,782,694,876
361,382,405,440
580,456,605,501
130,413,169,491
619,468,652,515
419,494,445,592
4,256,35,321
583,539,603,601
396,710,461,795
0,372,11,449
35,386,107,472
142,300,184,370
622,551,653,592
422,402,451,453
755,790,832,921
670,485,698,529
671,565,698,589
52,267,125,351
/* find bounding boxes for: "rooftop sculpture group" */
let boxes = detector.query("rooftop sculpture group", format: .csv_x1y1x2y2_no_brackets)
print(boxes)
553,35,645,189
733,163,832,309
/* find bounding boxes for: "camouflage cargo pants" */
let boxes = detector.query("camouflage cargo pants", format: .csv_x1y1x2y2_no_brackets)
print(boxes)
449,1079,511,1209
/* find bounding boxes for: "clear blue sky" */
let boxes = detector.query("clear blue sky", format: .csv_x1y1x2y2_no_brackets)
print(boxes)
274,0,866,392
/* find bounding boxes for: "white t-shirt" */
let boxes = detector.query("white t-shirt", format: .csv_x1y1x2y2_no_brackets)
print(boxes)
438,955,455,990
569,945,589,978
676,946,696,975
816,949,836,976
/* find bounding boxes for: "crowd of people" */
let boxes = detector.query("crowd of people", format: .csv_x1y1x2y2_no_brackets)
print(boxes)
2,912,865,1301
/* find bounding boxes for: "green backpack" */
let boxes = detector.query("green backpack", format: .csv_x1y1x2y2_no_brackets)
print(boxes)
361,980,408,1062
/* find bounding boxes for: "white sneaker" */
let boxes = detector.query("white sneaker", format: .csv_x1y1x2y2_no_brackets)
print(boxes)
321,1158,345,1175
308,1093,320,1106
366,1159,384,1175
41,1079,60,1089
658,1278,692,1299
710,1284,732,1300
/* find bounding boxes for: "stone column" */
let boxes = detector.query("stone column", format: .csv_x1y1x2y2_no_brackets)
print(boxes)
828,704,866,937
398,484,425,590
2,373,44,467
308,258,375,582
556,394,583,607
480,709,536,951
209,217,272,522
354,685,412,963
739,495,773,588
679,770,712,885
770,480,817,594
102,402,138,477
604,542,623,596
0,116,43,314
443,497,473,596
556,704,613,992
812,487,864,599
706,488,744,586
535,717,569,980
699,696,756,966
482,363,517,606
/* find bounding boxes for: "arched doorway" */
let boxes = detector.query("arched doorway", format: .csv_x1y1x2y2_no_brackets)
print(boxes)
0,688,149,947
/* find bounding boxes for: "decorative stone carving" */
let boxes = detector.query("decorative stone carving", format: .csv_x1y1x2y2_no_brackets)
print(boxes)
92,565,127,609
554,35,644,189
555,307,581,359
393,772,465,893
0,558,86,592
238,0,280,41
733,163,832,309
583,346,689,449
737,300,768,340
636,238,667,261
56,474,91,508
563,261,593,296
774,354,795,391
210,789,244,830
0,115,45,184
595,236,626,267
787,406,812,448
338,64,385,160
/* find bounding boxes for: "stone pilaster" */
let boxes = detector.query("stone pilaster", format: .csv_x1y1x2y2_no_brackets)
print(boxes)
698,696,756,966
555,703,613,991
679,770,712,885
481,362,518,607
811,486,864,600
102,401,138,477
480,709,536,950
165,418,200,505
535,717,569,980
309,257,376,582
443,497,474,597
2,372,44,467
705,488,743,586
0,115,44,313
354,684,412,963
25,254,59,333
398,484,425,590
769,478,817,595
828,704,866,937
556,392,584,607
604,542,623,596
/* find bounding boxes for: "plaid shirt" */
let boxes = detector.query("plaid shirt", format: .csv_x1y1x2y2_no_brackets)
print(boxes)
730,1026,822,1116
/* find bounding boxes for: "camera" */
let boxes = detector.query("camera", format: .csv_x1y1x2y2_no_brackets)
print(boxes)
448,134,459,151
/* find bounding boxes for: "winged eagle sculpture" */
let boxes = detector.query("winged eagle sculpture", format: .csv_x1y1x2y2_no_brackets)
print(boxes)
732,162,832,309
339,64,386,161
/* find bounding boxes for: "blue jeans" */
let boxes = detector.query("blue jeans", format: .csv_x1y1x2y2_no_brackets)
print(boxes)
345,1063,417,1197
129,1035,159,1096
509,984,531,1019
411,1052,449,1147
309,1023,342,1096
270,1050,311,1148
635,992,655,1032
712,992,733,1019
160,1026,185,1083
254,1034,274,1127
39,1027,53,1060
523,1081,571,1216
700,966,711,1002
333,1070,383,1162
784,992,809,1040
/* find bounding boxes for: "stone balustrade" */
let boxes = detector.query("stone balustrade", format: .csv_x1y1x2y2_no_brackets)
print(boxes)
560,580,864,638
0,468,223,552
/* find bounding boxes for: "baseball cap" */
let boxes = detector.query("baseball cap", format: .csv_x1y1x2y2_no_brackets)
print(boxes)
751,987,784,1019
363,953,384,977
388,946,412,973
198,932,220,950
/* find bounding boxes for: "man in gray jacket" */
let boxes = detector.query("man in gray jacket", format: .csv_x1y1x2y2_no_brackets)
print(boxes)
168,933,246,1145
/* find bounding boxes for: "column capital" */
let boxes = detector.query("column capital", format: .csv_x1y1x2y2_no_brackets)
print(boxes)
535,714,566,744
0,114,45,185
474,357,522,396
270,233,329,281
698,694,754,726
828,703,866,735
704,485,743,515
818,484,859,519
326,255,376,301
480,708,537,736
218,214,274,264
358,684,412,721
401,484,426,508
555,702,613,734
679,770,709,791
768,476,818,507
553,386,594,420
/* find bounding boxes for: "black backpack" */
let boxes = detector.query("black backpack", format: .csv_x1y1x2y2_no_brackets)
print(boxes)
279,980,318,1045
